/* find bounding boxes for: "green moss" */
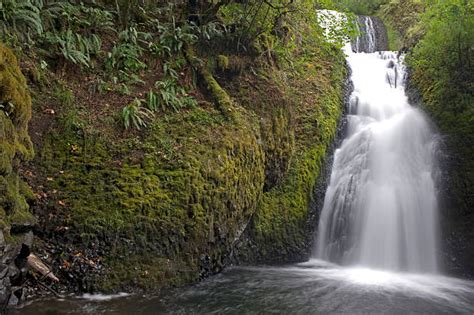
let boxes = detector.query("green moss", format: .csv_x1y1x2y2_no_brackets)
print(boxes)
99,254,198,291
185,46,236,121
248,55,346,259
37,103,265,289
0,43,35,233
31,23,347,291
217,55,229,71
215,40,347,261
379,0,425,48
381,19,403,51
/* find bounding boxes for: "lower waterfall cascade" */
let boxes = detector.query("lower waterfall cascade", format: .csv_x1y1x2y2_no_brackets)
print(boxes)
315,16,440,273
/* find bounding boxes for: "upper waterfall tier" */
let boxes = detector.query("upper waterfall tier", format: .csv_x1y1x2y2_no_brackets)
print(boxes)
353,16,389,53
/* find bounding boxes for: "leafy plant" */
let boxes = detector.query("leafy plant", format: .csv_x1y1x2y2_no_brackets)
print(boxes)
155,79,197,112
43,30,102,67
159,18,198,56
146,90,159,111
106,27,149,81
122,98,154,130
40,1,114,33
163,62,179,80
38,1,113,67
53,85,75,107
195,21,226,41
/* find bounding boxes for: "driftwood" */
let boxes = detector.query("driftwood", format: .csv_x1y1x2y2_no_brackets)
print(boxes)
26,254,59,282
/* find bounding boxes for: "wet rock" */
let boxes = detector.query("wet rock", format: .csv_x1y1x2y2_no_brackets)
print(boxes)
0,231,5,252
1,245,14,265
0,280,9,306
23,231,34,247
8,264,21,286
7,287,25,306
14,244,30,272
0,265,8,279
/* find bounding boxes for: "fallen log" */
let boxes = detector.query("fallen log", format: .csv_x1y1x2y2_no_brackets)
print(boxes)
27,254,59,282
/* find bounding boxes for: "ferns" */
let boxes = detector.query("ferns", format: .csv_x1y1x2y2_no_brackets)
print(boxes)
40,2,113,68
121,80,197,130
0,0,43,42
146,90,159,112
40,1,114,33
154,79,197,112
159,17,198,57
43,31,102,67
122,99,154,130
2,0,200,132
106,27,148,77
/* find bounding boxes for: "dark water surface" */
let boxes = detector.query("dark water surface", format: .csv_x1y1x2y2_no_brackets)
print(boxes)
14,260,474,314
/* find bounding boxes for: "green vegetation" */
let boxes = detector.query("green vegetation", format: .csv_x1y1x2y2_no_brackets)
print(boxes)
0,0,357,292
379,0,425,48
0,0,43,42
154,79,197,112
408,0,473,136
0,44,35,231
122,99,154,130
406,0,473,271
334,0,386,15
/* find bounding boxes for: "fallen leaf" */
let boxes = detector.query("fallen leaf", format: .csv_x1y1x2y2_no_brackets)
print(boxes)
62,260,70,269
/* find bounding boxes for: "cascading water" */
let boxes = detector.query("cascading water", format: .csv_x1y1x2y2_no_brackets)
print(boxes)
315,16,440,273
354,16,376,53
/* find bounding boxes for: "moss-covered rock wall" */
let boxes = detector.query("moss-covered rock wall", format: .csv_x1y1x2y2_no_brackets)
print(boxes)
225,53,347,263
35,105,265,290
0,43,35,234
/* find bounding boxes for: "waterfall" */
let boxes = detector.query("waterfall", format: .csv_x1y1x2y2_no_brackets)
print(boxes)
353,16,387,53
354,16,376,53
315,17,440,273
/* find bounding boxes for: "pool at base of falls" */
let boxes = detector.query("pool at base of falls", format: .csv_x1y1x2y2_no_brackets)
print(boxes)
14,260,474,314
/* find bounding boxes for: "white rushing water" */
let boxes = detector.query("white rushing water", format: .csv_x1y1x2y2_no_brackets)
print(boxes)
315,18,440,273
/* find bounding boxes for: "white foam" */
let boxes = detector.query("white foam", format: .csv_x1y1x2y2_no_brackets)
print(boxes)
79,292,130,301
